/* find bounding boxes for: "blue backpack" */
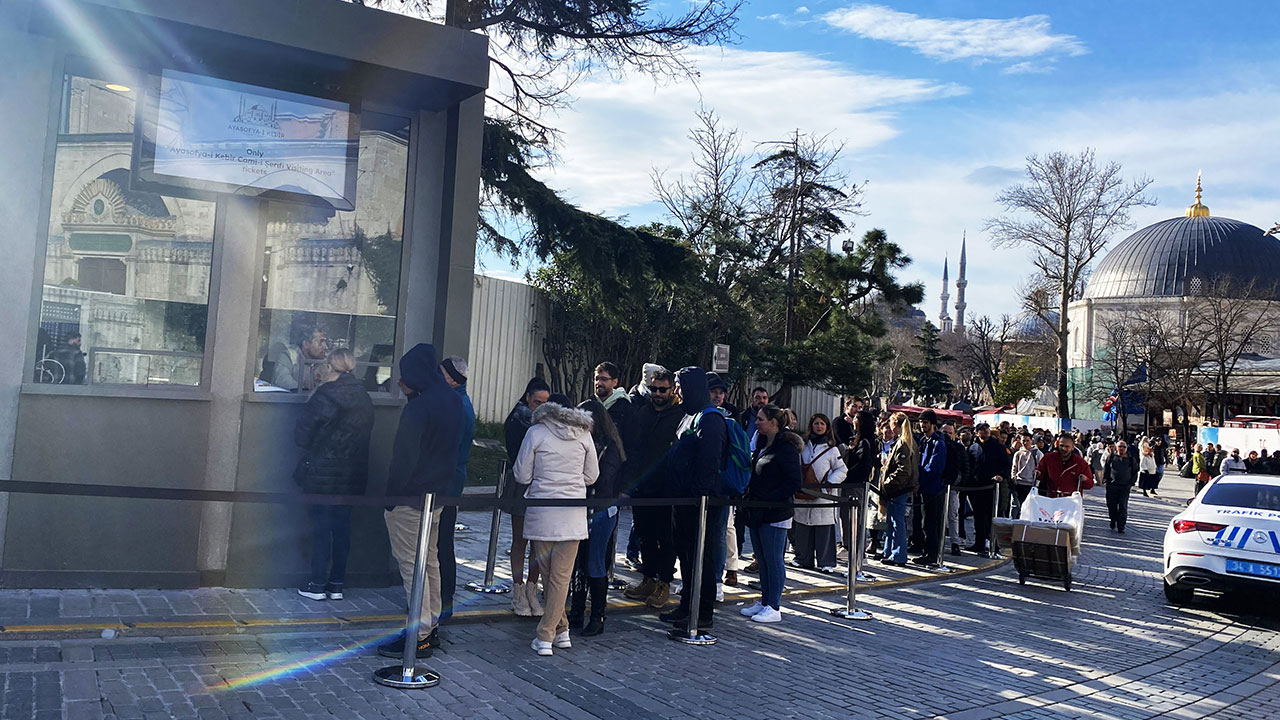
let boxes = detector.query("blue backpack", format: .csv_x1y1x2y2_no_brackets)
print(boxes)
696,408,752,496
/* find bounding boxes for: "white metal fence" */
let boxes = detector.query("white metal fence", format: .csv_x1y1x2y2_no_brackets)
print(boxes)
464,274,845,425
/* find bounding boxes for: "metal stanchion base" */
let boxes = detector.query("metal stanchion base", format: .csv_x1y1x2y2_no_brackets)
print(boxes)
829,608,873,621
986,550,1004,560
666,628,718,645
465,581,511,594
373,665,441,689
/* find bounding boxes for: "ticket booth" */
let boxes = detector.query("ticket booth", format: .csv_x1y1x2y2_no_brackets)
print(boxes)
0,0,488,587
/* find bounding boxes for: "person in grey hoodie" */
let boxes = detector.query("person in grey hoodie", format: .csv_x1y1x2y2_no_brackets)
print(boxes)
515,396,599,656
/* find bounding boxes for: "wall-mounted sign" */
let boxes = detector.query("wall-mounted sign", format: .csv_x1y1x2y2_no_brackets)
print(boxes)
133,69,359,210
712,344,730,374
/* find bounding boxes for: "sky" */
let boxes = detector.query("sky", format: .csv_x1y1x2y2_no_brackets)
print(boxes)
479,1,1280,325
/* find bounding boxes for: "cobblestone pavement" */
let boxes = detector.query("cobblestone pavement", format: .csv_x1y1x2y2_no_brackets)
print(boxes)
4,476,1279,719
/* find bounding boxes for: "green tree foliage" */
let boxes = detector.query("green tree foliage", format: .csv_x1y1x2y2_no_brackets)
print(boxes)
994,357,1039,407
900,321,955,403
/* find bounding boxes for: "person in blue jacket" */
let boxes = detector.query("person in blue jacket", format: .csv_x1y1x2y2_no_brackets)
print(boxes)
657,367,729,631
911,409,947,567
377,343,464,661
437,355,475,625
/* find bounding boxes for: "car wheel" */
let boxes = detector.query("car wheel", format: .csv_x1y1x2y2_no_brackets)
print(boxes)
1163,579,1193,605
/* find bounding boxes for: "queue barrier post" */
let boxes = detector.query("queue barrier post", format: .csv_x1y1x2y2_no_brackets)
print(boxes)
987,486,1003,560
831,498,872,621
933,485,955,574
467,462,511,594
668,495,717,645
374,493,441,690
855,486,875,583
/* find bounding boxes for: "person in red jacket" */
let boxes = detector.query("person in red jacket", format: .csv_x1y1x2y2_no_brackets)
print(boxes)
1035,433,1095,498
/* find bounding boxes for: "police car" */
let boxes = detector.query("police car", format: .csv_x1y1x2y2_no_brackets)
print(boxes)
1163,473,1280,604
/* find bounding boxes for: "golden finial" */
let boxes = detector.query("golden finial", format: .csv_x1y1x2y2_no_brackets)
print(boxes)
1186,171,1210,218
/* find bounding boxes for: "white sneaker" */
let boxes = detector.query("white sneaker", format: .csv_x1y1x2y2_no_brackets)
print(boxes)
526,582,545,617
512,582,532,617
715,583,724,603
740,601,765,617
751,606,783,623
553,631,571,649
819,566,838,574
670,580,683,595
531,638,553,656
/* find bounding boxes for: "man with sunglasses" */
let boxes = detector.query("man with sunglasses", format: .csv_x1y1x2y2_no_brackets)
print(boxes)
621,367,684,610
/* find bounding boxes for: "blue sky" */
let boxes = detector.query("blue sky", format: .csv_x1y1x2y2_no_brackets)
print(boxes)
482,1,1280,323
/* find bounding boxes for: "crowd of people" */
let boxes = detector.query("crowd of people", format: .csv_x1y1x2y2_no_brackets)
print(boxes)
286,343,1221,660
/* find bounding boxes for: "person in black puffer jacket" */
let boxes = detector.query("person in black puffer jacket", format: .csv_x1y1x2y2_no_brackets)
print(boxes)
568,399,626,636
741,404,804,623
293,348,375,601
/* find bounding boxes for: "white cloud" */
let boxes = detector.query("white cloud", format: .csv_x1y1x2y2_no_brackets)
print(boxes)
820,4,1087,63
538,47,966,211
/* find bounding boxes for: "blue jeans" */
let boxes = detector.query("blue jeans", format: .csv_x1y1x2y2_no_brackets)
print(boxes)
308,505,353,588
749,523,788,609
586,509,619,577
880,494,909,563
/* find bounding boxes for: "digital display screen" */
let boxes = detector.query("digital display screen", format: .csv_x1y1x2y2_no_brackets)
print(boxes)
134,69,359,210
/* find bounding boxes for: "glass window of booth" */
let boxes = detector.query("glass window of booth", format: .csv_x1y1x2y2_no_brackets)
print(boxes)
33,74,215,387
251,111,411,394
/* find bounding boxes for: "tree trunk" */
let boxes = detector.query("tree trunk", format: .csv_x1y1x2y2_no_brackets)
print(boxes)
1057,250,1071,418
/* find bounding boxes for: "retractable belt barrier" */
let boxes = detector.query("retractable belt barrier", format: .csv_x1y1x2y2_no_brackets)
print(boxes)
0,478,864,689
0,479,853,511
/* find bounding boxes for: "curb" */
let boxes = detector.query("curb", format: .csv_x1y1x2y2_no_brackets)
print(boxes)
0,556,1010,641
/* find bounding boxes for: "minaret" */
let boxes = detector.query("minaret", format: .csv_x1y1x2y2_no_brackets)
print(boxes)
939,257,953,333
955,231,968,334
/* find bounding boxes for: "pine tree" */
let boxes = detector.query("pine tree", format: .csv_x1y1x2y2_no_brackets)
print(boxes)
901,321,954,404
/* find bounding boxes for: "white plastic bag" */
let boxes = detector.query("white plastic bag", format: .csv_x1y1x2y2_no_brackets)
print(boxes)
1019,487,1084,553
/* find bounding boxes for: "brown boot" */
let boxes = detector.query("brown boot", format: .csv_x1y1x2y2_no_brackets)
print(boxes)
624,577,656,600
645,581,671,609
724,571,739,587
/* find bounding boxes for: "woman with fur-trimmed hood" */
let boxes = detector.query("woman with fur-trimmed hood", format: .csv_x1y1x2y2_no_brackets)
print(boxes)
514,395,599,656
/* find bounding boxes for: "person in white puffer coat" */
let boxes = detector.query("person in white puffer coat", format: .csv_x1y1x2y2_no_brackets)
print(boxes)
792,413,847,572
514,395,598,656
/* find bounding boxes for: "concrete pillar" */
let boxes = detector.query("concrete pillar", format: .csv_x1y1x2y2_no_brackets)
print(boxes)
0,19,58,564
196,197,264,582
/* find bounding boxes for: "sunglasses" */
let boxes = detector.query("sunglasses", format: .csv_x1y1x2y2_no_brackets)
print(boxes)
650,386,672,394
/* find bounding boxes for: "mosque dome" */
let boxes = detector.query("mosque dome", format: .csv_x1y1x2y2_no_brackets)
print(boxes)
1082,179,1280,301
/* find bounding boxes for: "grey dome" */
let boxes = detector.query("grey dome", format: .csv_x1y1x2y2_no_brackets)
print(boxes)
1083,216,1280,300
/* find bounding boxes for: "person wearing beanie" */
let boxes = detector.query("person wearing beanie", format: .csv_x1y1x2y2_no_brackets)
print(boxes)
437,356,474,624
377,344,464,662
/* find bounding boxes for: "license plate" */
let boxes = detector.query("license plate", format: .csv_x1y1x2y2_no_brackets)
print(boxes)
1224,559,1280,579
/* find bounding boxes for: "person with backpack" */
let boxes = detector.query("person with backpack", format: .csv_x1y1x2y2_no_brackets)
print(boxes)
793,413,847,572
740,404,803,623
940,422,970,557
658,367,734,631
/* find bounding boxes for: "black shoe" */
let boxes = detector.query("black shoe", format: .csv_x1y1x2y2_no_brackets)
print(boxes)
567,613,585,630
965,544,984,554
672,616,713,630
907,544,923,555
298,583,327,601
951,543,962,556
583,616,605,636
743,561,759,573
911,556,937,566
1110,520,1116,530
658,608,688,624
879,558,905,567
1118,527,1126,534
377,632,435,660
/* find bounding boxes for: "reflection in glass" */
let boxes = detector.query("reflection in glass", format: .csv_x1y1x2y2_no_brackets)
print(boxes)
35,75,213,386
252,112,409,393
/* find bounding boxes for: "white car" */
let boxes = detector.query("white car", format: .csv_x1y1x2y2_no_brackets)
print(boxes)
1162,473,1280,604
